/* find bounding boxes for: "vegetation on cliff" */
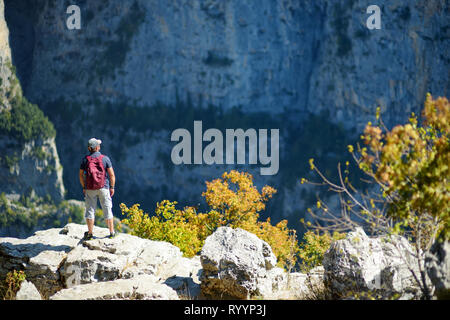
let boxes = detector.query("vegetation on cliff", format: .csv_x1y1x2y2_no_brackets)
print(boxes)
0,94,55,143
0,60,55,144
0,60,56,170
0,192,84,237
0,60,63,237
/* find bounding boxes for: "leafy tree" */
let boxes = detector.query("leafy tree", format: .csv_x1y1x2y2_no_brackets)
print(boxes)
201,171,276,227
360,94,449,240
301,94,449,299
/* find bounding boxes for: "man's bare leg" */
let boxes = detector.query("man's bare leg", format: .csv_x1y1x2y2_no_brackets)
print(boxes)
106,218,114,235
86,218,95,235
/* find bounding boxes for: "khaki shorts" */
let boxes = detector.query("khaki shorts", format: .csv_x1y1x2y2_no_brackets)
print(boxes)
84,188,113,220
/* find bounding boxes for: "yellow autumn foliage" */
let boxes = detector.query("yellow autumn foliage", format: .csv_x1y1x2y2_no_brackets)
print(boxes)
121,170,299,269
359,94,449,240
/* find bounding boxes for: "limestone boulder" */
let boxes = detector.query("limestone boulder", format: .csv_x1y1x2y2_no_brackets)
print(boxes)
200,226,278,299
425,240,450,300
15,280,42,300
323,227,427,299
50,275,179,300
1,223,199,299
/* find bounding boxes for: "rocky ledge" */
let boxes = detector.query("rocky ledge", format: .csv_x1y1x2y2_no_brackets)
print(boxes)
0,223,314,300
0,224,448,300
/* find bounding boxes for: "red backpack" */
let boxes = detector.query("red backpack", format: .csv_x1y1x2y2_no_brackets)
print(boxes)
85,155,106,190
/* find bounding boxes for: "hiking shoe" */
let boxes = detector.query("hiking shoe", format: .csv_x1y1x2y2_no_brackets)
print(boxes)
83,231,94,240
108,232,116,239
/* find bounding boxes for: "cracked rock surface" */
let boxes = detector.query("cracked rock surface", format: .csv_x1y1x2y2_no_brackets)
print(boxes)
0,223,198,299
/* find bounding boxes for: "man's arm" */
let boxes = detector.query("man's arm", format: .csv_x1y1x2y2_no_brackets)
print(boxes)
79,169,85,194
107,167,115,197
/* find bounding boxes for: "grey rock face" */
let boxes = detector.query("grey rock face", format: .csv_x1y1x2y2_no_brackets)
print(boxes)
15,280,42,300
0,137,65,202
307,0,450,131
0,0,12,110
323,227,428,299
199,226,314,299
50,275,179,300
2,223,313,300
0,0,65,203
0,224,81,295
59,230,184,288
0,223,202,299
162,255,203,299
200,226,278,299
6,222,436,300
425,240,450,300
13,0,448,125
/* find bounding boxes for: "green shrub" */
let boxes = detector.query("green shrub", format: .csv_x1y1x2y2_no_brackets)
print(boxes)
1,270,26,300
121,200,209,257
298,230,346,272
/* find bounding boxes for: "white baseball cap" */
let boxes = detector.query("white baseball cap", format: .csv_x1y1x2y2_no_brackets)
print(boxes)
88,138,102,148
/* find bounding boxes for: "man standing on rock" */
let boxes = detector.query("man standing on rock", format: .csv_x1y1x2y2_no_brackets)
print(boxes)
79,138,116,239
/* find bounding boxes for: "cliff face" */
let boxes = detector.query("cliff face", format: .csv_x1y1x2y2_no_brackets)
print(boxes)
2,0,449,224
15,0,323,114
0,0,13,109
11,0,449,124
0,0,65,203
308,0,449,128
